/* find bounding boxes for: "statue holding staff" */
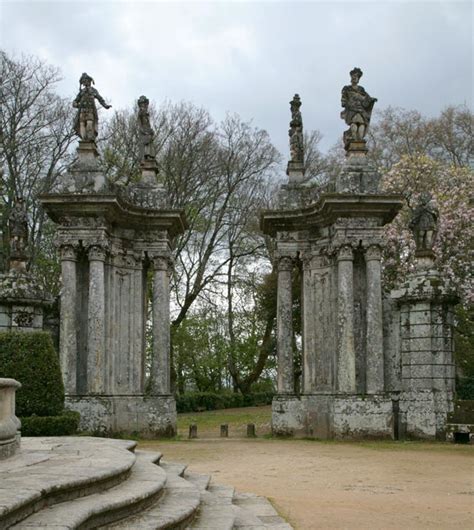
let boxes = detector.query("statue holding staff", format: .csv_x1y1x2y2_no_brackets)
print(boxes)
73,73,111,141
340,68,377,150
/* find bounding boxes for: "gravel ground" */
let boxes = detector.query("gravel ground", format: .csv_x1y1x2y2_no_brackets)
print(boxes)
140,437,474,530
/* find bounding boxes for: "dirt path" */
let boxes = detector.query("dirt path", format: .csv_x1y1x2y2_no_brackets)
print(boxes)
140,438,473,530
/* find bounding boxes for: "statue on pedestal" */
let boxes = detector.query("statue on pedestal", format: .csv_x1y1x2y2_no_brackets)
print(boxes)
8,197,28,265
289,94,304,164
137,95,155,162
73,73,112,141
340,68,377,151
409,192,439,253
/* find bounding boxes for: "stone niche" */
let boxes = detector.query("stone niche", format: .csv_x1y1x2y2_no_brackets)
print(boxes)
40,193,186,436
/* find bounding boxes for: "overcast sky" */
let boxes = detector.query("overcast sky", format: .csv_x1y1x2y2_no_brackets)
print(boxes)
1,0,472,158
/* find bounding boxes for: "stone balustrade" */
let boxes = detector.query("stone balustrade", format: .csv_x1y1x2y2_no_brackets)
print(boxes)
0,378,21,459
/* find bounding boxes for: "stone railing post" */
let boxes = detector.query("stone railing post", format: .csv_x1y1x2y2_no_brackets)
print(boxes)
277,256,294,394
59,244,78,395
0,378,21,459
87,244,107,394
151,256,171,395
365,244,384,393
336,244,356,393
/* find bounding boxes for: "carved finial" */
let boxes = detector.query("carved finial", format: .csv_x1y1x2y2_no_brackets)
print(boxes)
409,192,439,258
72,72,111,142
340,68,377,154
289,94,304,164
137,95,156,164
8,196,29,271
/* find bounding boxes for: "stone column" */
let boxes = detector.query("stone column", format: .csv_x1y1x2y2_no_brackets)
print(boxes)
365,244,384,393
336,245,356,393
301,254,315,394
277,256,294,394
151,256,171,395
87,245,106,394
59,244,78,395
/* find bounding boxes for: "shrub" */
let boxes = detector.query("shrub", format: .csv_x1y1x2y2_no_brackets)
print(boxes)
456,377,474,400
0,331,64,416
21,411,80,436
176,391,274,413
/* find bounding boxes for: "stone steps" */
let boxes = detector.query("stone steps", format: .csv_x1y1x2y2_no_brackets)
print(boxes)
11,451,166,529
0,437,137,528
0,437,293,530
104,472,201,529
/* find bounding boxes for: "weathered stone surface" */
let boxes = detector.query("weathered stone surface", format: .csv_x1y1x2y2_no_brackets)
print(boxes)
276,256,294,394
40,191,187,436
65,395,177,437
0,378,21,460
271,396,304,436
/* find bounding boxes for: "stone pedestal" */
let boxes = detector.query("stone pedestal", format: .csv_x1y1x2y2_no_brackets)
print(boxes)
41,193,186,436
392,266,457,440
0,272,52,333
66,394,176,437
0,378,21,460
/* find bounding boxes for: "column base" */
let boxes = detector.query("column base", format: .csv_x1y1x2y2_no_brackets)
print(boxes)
271,395,305,436
273,393,395,439
66,394,177,438
399,390,454,440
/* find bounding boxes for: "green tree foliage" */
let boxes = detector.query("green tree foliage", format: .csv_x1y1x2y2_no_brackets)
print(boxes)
0,331,64,416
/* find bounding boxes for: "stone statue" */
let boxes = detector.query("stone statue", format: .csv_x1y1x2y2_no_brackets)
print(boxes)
73,73,111,141
289,94,304,163
409,192,439,253
8,197,28,263
137,95,155,162
340,68,377,150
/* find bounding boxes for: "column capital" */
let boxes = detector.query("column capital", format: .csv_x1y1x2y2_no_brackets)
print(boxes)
151,255,172,271
87,244,107,262
365,244,382,261
336,244,354,261
277,256,294,271
59,244,79,262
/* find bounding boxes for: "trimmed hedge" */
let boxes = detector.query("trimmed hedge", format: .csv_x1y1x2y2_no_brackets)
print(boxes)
0,330,64,417
20,411,80,436
176,391,274,413
456,377,474,400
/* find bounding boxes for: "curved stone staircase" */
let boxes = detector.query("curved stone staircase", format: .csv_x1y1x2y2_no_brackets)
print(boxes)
0,437,292,529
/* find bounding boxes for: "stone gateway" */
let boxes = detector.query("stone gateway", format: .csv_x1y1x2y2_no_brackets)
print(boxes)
261,70,457,440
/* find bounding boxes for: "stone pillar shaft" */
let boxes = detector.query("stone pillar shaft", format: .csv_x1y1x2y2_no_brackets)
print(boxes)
87,245,106,394
151,257,171,394
59,245,78,395
365,245,384,393
337,245,356,393
277,256,294,394
302,258,315,393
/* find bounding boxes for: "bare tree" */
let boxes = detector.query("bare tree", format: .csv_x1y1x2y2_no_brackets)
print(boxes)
0,51,75,272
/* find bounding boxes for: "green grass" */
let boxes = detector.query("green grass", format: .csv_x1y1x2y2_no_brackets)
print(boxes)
177,405,272,437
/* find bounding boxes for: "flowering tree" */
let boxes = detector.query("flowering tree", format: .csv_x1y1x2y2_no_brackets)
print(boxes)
381,155,473,304
380,155,474,391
